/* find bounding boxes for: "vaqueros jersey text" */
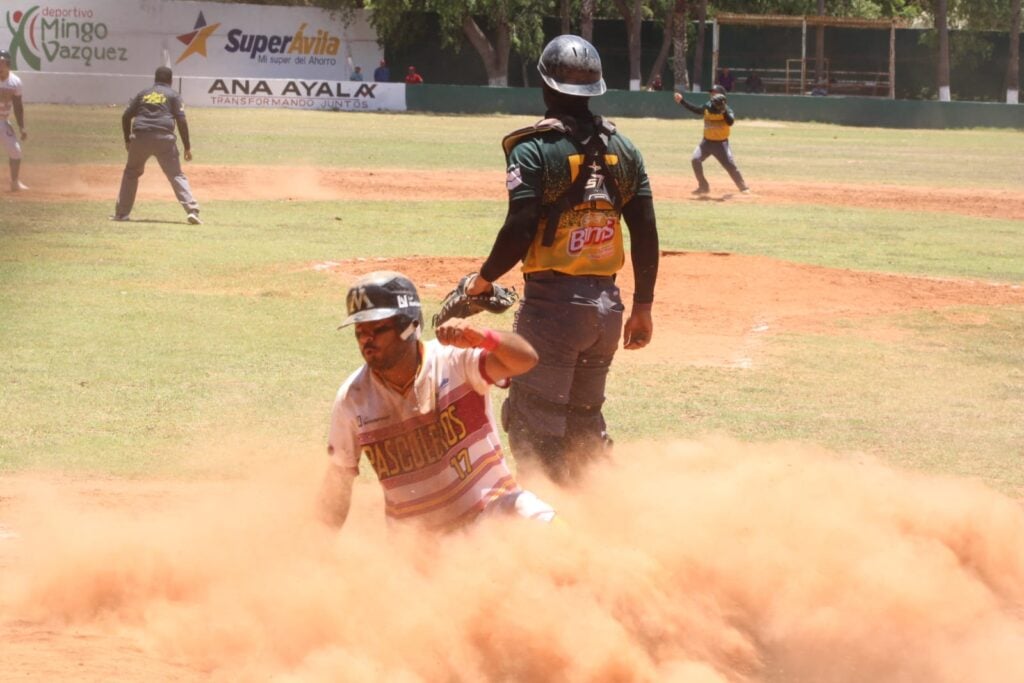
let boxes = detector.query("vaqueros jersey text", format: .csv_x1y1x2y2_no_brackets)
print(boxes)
0,73,22,120
328,341,520,530
506,126,651,276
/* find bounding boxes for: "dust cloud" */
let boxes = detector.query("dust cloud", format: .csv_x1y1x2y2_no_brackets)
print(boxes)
3,437,1024,682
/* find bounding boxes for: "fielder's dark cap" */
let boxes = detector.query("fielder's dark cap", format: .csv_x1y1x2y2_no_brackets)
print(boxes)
0,49,11,65
155,66,173,84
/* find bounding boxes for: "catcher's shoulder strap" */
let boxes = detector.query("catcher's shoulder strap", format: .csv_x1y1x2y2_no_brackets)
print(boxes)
501,117,570,158
544,115,621,247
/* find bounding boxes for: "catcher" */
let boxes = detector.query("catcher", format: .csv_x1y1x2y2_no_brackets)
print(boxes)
319,271,557,532
438,35,659,485
674,85,750,195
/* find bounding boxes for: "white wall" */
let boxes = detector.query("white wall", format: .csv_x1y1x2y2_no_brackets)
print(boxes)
2,0,396,108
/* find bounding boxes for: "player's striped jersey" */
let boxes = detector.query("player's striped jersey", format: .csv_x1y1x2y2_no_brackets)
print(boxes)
327,340,520,531
0,73,23,120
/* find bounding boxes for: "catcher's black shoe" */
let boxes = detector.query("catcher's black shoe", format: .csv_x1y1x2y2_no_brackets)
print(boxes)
692,186,710,195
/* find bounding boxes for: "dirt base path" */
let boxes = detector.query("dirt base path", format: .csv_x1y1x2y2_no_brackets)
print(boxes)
311,252,1024,367
13,164,1024,221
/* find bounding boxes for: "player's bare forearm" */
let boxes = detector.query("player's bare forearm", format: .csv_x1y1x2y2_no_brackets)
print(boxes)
318,465,355,529
436,319,537,380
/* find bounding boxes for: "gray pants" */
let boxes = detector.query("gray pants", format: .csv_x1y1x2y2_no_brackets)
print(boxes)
505,273,623,483
116,133,199,217
692,138,748,191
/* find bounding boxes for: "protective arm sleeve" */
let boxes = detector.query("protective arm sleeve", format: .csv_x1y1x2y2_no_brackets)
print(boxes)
479,197,540,283
678,97,704,116
621,195,659,304
724,108,736,126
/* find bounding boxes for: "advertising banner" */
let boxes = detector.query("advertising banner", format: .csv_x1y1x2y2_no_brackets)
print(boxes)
2,0,396,108
185,77,405,111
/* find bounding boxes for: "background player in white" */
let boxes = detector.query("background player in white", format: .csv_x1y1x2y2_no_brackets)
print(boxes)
0,49,28,192
319,271,557,532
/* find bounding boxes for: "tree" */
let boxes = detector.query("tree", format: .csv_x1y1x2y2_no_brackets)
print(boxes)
693,0,707,90
1008,0,1021,103
935,0,951,100
613,0,646,90
581,0,596,41
319,0,547,87
671,0,691,91
645,0,690,90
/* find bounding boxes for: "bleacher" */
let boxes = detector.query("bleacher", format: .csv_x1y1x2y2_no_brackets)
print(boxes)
722,61,891,97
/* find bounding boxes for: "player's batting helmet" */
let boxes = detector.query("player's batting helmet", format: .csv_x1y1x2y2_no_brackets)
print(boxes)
537,35,606,97
710,84,727,95
340,271,423,329
0,49,12,66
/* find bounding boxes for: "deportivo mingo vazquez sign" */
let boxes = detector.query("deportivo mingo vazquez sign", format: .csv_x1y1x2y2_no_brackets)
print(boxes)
1,0,380,80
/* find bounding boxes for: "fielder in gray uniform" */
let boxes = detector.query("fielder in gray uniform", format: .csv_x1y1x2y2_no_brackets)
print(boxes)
112,66,201,224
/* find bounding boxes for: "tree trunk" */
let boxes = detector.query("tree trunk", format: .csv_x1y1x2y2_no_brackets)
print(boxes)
580,0,595,43
671,0,690,91
693,0,707,91
1008,0,1021,103
613,0,644,91
815,0,826,85
935,0,951,101
461,15,509,87
560,0,571,35
647,4,675,89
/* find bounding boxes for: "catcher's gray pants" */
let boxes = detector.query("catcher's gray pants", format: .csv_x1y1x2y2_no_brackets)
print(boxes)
505,272,622,483
115,133,199,217
692,138,748,191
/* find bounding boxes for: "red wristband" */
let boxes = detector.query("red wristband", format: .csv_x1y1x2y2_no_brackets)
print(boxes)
480,330,499,351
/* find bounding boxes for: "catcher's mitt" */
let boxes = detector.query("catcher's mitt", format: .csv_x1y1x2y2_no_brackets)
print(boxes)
432,273,518,328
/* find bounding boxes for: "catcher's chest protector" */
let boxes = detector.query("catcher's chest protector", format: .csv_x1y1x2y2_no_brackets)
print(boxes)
502,116,622,247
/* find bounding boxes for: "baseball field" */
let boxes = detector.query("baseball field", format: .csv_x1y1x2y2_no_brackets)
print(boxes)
2,103,1024,681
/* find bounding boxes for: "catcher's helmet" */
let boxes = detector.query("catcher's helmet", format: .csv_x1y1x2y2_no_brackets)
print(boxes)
0,49,11,66
710,84,727,95
537,35,606,97
340,271,423,329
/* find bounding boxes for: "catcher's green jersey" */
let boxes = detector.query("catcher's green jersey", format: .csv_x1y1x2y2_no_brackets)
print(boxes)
505,122,651,277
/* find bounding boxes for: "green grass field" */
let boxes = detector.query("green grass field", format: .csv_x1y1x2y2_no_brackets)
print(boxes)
2,105,1023,497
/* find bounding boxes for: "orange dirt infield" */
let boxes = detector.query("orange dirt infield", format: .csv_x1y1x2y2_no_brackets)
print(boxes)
13,163,1024,365
13,163,1024,221
310,253,1024,368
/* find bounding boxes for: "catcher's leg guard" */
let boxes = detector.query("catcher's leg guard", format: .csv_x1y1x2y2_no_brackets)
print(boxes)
564,401,613,480
505,386,573,483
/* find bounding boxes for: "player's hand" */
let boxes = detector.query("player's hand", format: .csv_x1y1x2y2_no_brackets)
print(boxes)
623,308,653,350
673,92,682,104
20,129,26,141
465,272,492,296
435,318,487,349
184,149,193,162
